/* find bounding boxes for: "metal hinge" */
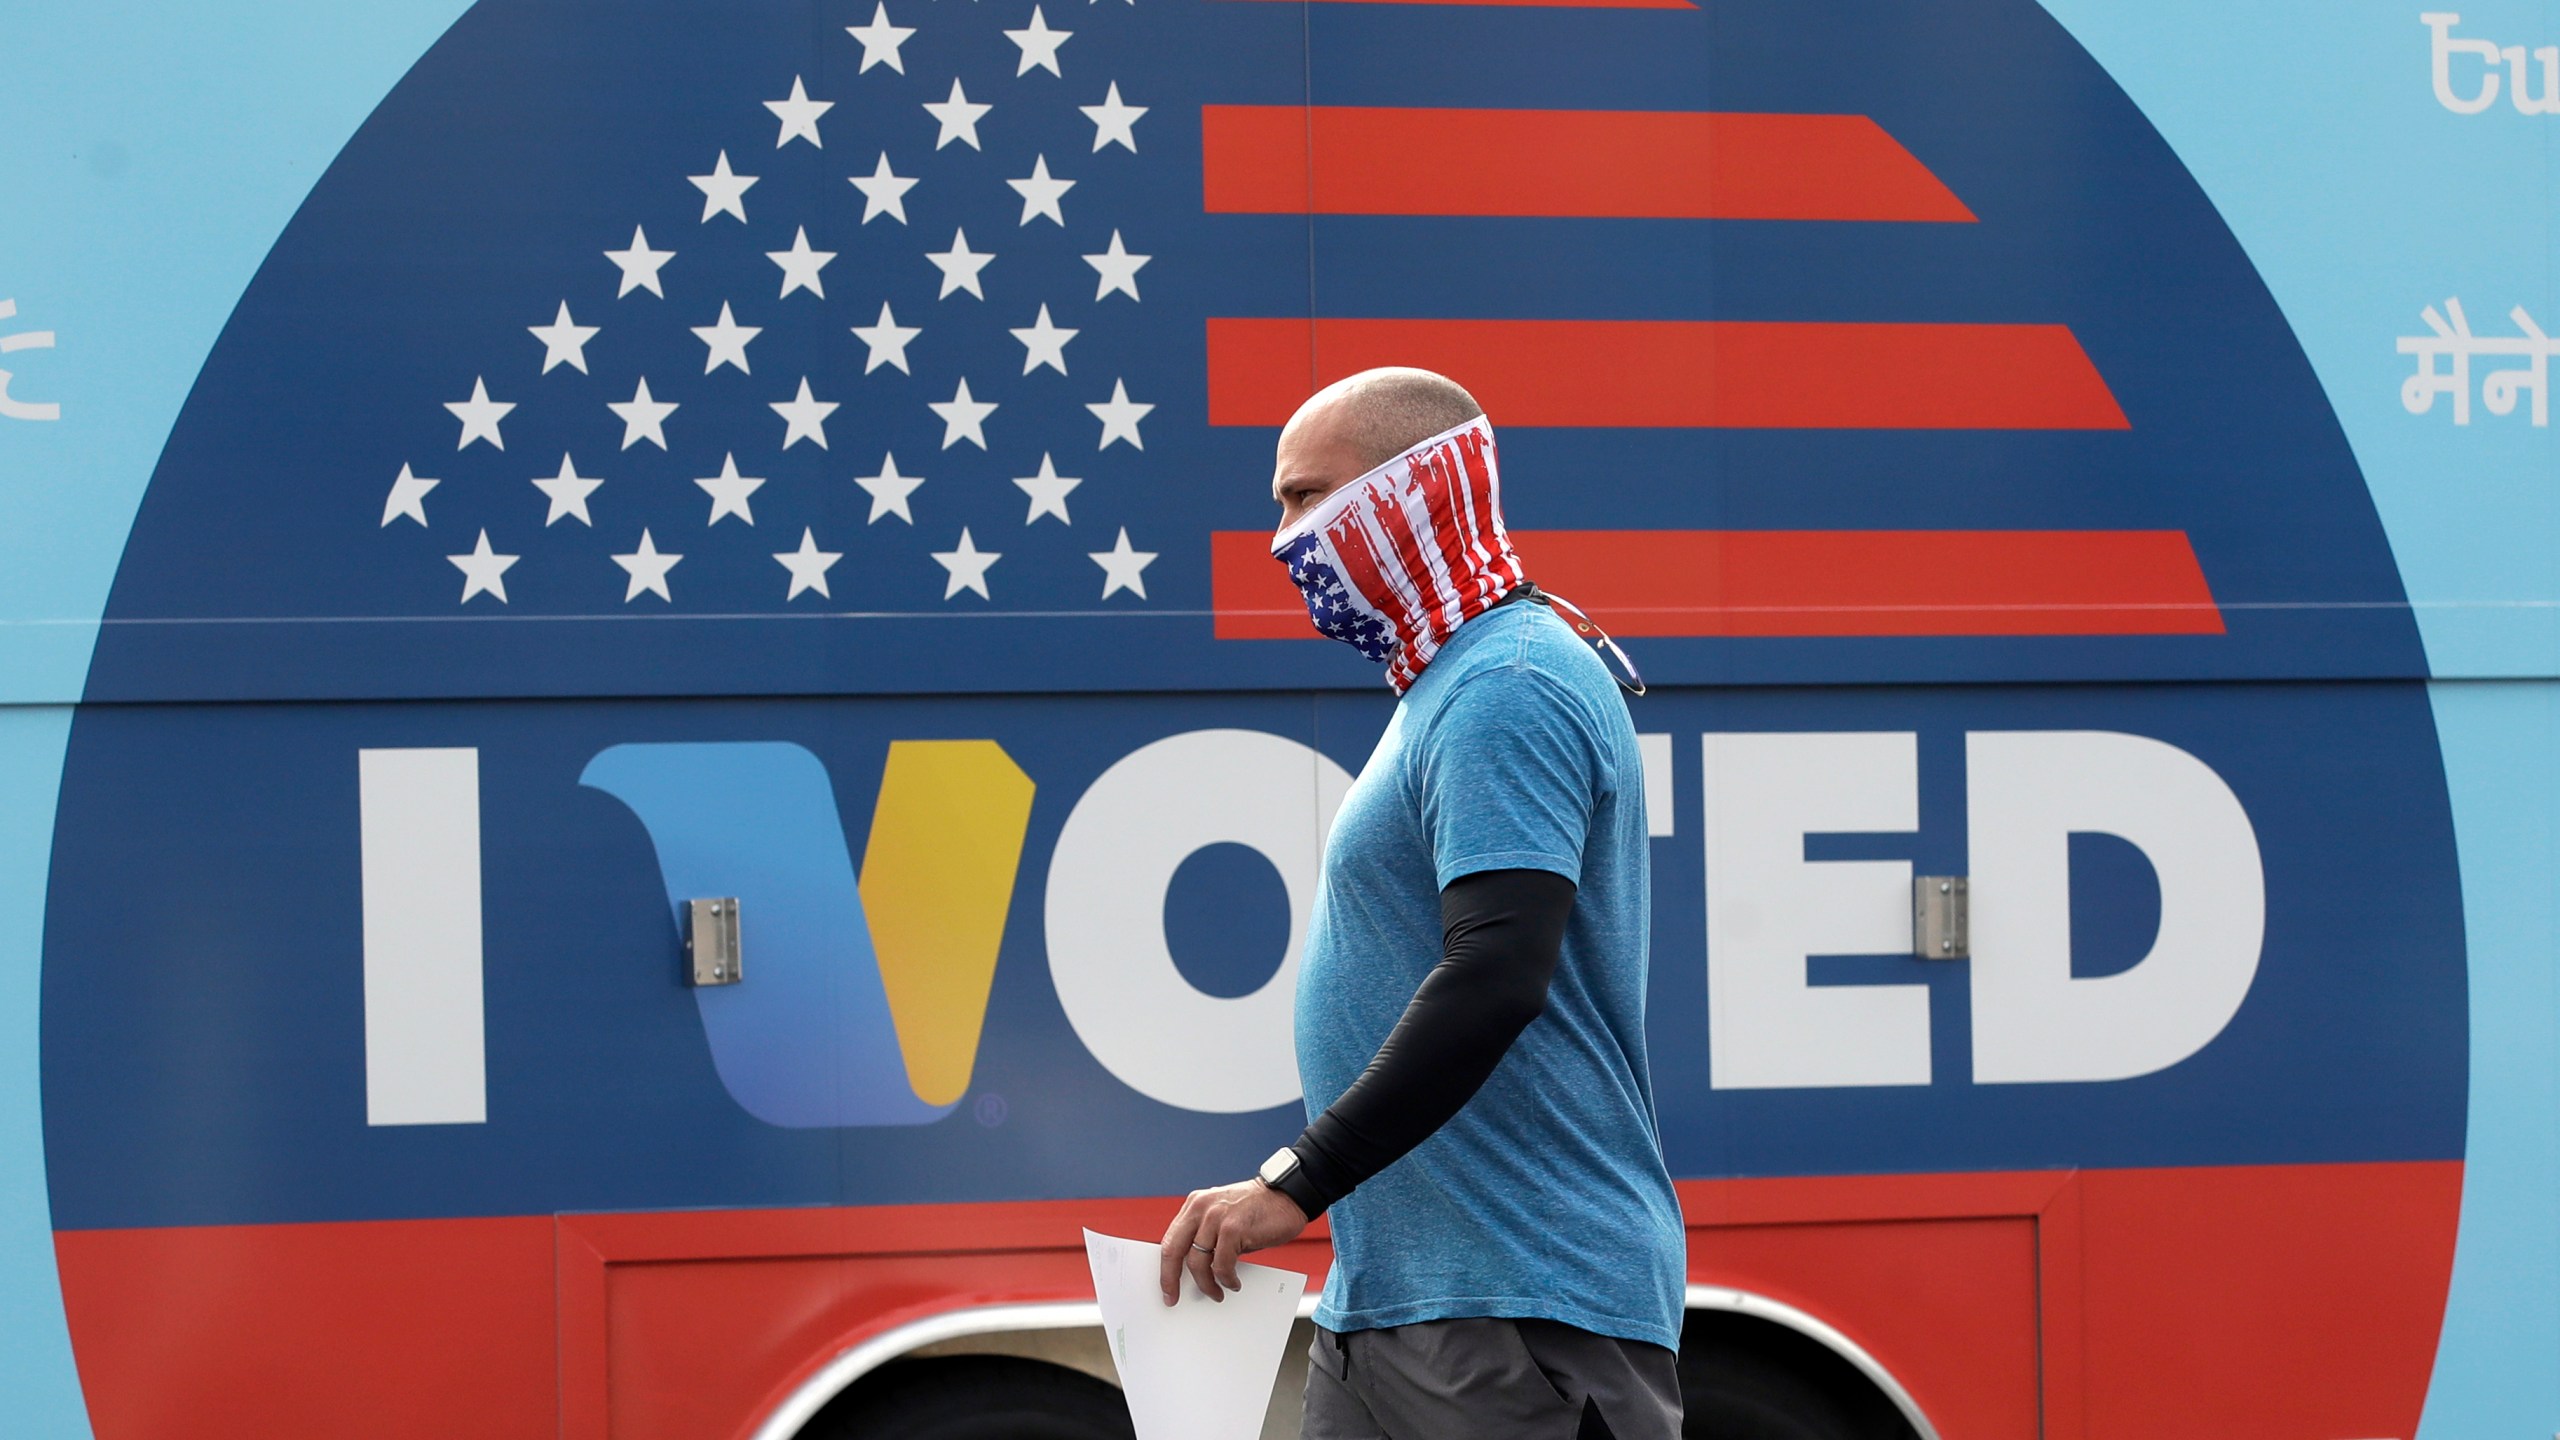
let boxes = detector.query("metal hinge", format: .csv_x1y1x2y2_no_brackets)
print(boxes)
685,897,742,986
1913,877,1968,960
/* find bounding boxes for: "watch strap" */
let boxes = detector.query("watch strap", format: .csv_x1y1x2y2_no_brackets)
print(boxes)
1262,1141,1335,1219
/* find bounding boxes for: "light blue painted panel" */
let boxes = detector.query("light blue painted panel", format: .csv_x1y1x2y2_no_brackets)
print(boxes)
0,710,81,1439
0,0,477,703
0,4,477,1432
2425,679,2560,1437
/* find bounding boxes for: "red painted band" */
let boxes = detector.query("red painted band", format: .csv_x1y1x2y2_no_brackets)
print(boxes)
1205,318,2130,430
1201,106,1971,221
52,1162,2458,1440
1215,529,2224,637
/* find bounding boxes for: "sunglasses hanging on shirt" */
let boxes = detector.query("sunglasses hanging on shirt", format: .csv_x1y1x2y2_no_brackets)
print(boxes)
1497,582,1647,698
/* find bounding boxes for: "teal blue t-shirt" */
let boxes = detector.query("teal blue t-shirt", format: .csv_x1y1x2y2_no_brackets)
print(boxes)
1296,601,1685,1349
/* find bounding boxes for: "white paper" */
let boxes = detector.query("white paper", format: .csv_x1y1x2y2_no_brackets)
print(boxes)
1084,1229,1307,1440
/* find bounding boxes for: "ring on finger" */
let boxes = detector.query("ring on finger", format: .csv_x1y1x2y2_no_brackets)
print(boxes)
1192,1242,1214,1254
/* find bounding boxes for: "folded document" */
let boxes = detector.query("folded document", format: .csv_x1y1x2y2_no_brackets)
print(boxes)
1083,1229,1307,1440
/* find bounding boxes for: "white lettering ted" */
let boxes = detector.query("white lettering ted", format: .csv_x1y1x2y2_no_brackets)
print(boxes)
1966,731,2265,1085
1702,732,1932,1090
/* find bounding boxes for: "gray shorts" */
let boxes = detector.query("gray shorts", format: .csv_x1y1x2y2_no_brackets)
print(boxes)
1301,1318,1682,1440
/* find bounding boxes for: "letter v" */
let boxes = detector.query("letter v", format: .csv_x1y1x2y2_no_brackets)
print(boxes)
582,740,1030,1127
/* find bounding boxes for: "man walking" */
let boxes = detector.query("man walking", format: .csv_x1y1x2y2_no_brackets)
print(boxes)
1157,368,1685,1440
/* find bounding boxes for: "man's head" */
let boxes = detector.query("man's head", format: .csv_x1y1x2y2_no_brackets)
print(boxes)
1271,367,1485,529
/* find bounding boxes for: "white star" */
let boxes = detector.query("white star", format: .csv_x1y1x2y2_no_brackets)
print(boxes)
605,226,674,298
932,527,1001,600
691,301,762,373
1090,526,1157,599
856,453,927,523
767,227,837,299
849,152,919,225
772,376,839,449
929,376,997,449
924,77,992,150
1004,6,1072,76
688,151,759,223
1087,378,1153,450
532,453,604,526
845,3,916,73
1005,154,1075,226
765,76,833,148
447,529,518,604
1080,82,1145,152
381,463,438,527
1009,303,1077,374
927,227,994,299
694,452,767,525
775,528,843,600
612,529,683,603
609,376,677,450
851,301,922,374
528,301,599,374
1013,452,1080,523
445,377,514,450
1083,229,1149,301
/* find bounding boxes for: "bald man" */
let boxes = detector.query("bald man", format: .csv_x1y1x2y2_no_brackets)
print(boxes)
1158,370,1685,1440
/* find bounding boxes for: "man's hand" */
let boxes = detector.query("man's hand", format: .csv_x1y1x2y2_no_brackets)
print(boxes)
1157,1179,1308,1305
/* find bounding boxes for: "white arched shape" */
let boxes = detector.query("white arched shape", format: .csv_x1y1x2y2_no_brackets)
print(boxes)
746,1287,1935,1440
1045,728,1352,1113
748,1300,1120,1440
1685,1284,1940,1440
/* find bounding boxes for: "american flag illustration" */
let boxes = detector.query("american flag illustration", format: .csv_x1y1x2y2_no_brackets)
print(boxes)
360,0,2224,639
378,3,1166,613
90,0,2431,701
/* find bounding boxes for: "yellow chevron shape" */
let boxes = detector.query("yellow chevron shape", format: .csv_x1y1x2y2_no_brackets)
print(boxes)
859,740,1035,1108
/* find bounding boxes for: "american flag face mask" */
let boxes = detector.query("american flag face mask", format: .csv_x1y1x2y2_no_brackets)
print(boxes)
1269,417,1530,693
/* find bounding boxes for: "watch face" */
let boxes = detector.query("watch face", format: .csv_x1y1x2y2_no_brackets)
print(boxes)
1259,1150,1295,1185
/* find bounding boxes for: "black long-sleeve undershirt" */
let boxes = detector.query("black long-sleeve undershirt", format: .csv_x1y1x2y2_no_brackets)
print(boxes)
1266,867,1577,1219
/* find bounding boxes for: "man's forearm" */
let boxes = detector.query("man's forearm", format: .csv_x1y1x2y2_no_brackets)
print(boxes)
1268,868,1575,1218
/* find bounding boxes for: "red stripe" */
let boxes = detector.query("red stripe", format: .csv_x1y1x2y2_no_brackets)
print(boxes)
1454,428,1524,597
1324,513,1429,658
1206,318,2129,430
55,1215,558,1440
1201,106,1971,221
1213,530,2223,638
1452,430,1501,587
52,1163,2453,1440
1471,435,1530,593
1366,496,1454,635
1412,441,1479,607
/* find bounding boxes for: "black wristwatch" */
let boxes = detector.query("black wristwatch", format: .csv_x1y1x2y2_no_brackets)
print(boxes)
1257,1145,1327,1218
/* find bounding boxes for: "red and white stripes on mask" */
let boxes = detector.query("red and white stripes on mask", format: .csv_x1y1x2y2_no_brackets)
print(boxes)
1270,416,1528,693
